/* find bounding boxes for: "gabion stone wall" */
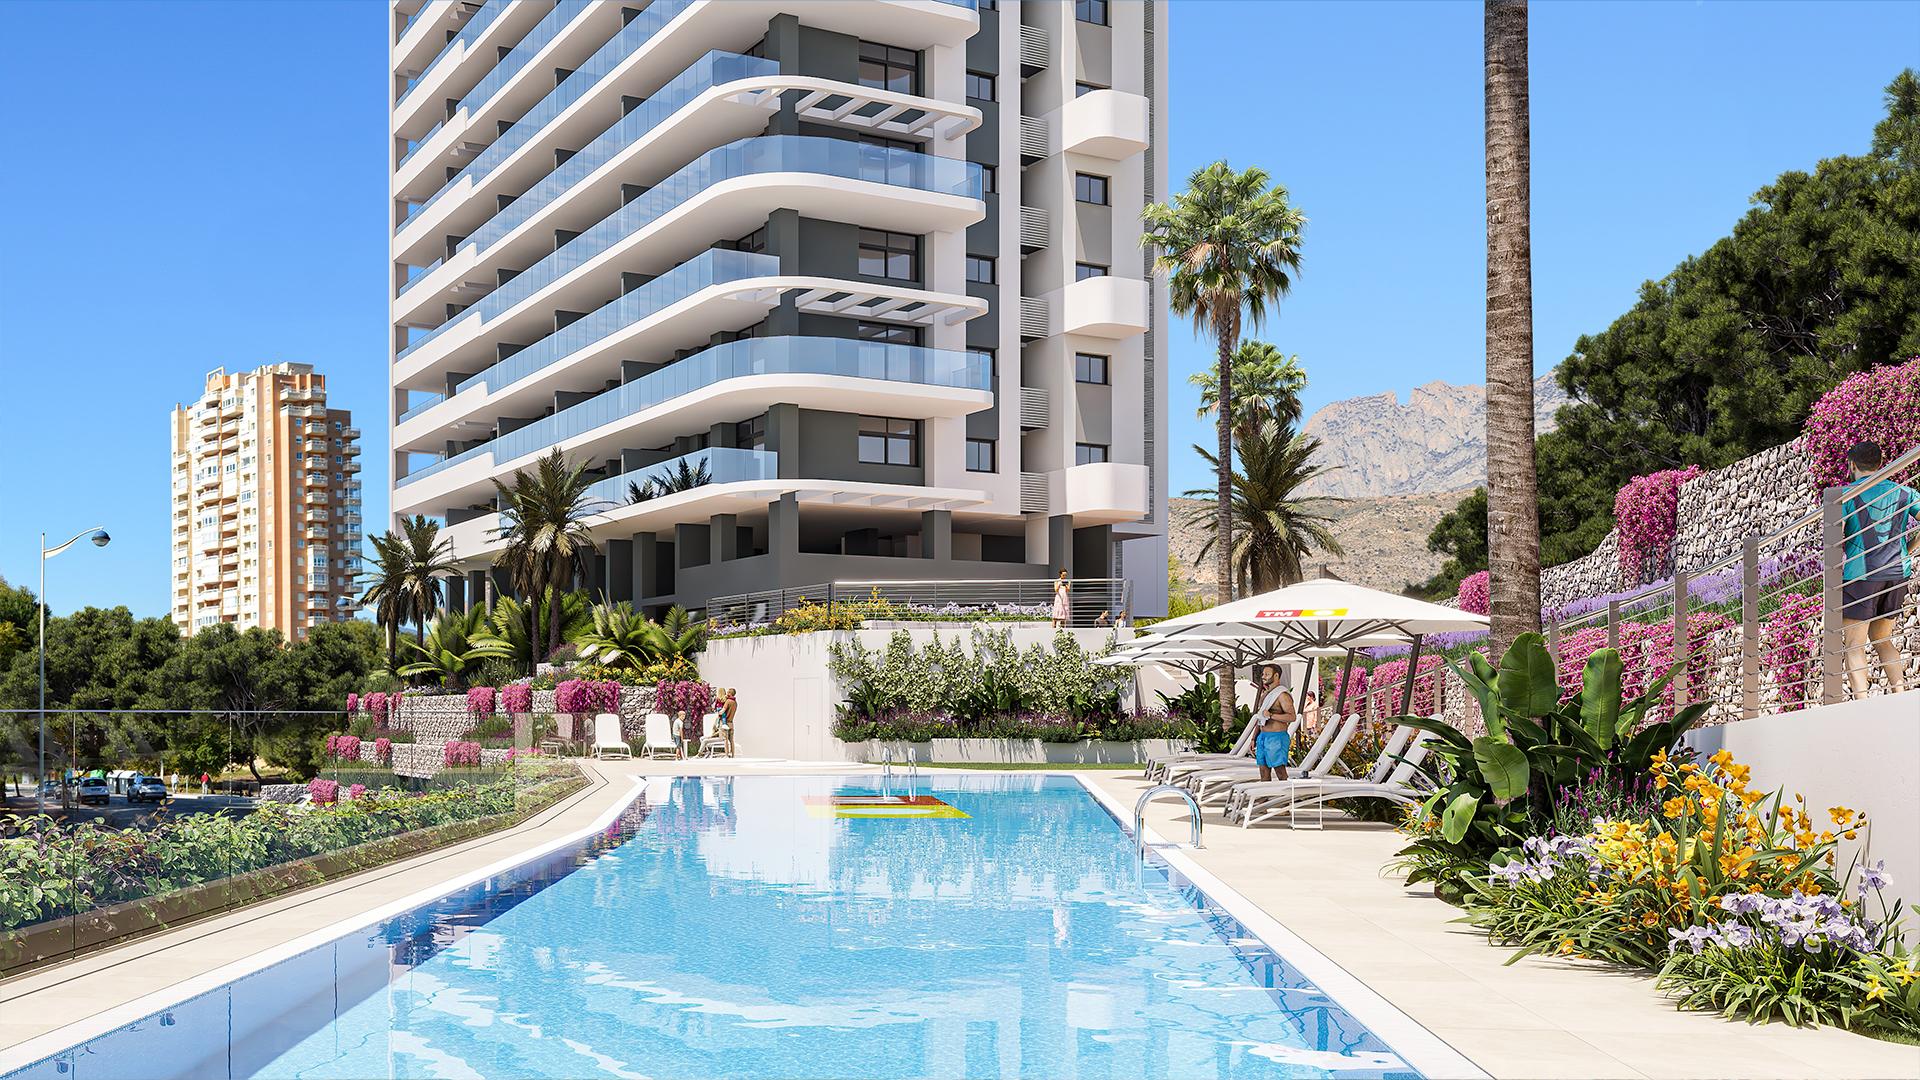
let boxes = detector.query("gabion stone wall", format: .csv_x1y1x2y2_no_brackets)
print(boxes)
352,684,660,743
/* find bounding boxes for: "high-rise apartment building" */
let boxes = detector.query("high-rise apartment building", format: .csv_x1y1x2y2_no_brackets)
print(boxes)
388,0,1167,616
169,364,365,636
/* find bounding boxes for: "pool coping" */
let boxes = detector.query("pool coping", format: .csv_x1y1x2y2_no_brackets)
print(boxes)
4,770,1486,1080
0,775,662,1077
1074,775,1490,1080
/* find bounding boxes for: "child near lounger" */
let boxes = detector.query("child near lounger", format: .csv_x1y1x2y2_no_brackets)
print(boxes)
1255,690,1294,782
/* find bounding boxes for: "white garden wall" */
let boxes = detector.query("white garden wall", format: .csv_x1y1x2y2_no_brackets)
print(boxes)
1683,690,1920,898
698,624,1134,761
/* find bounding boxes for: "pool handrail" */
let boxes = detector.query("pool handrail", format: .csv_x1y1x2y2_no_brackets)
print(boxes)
1133,784,1203,859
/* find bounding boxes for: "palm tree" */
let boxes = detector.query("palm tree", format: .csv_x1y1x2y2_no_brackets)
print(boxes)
486,590,591,669
628,457,712,504
1484,0,1541,656
358,532,409,671
1143,161,1306,728
575,601,660,668
398,607,511,689
1191,340,1307,440
1185,417,1344,595
492,450,605,663
395,515,459,648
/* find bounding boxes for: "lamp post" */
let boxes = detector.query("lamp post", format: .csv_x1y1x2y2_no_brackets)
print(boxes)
38,526,109,814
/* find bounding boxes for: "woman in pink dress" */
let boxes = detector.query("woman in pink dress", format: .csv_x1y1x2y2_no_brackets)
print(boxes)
1050,570,1071,628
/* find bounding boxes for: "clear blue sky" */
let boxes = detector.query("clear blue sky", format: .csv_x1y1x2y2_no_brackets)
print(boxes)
1,0,1913,617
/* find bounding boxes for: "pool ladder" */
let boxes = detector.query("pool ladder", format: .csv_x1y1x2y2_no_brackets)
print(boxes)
1133,784,1203,861
880,745,918,795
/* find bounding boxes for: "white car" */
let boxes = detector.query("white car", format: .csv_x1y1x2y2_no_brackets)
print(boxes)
128,776,169,803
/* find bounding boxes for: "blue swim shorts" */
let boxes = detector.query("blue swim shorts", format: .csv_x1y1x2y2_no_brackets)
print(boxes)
1255,730,1291,769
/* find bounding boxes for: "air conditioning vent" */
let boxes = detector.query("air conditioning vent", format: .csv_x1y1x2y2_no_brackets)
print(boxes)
1018,386,1049,430
1020,472,1050,514
1019,205,1048,252
1018,25,1049,77
1018,296,1049,340
1018,116,1048,162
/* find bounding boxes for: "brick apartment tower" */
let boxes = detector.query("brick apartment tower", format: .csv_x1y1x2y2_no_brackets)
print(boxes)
169,363,365,637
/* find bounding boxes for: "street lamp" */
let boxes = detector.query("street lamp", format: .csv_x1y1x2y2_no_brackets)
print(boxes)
38,526,109,814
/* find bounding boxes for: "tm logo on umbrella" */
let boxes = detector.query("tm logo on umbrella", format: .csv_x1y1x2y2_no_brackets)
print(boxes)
1253,608,1350,618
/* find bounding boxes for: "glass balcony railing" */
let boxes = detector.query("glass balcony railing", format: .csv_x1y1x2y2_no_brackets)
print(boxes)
458,0,591,122
403,2,716,231
394,135,982,342
397,336,990,488
396,0,511,115
581,447,779,508
399,248,778,423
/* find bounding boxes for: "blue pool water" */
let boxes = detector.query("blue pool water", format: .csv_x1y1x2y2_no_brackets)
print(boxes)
10,775,1424,1079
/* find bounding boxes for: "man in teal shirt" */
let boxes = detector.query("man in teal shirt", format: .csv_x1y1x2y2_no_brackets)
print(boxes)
1839,441,1917,697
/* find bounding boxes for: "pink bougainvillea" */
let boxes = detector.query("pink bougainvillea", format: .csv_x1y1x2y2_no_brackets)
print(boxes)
442,740,482,768
1455,570,1490,616
1804,357,1920,489
467,686,497,717
555,678,621,714
1321,664,1369,716
373,737,393,765
347,784,367,801
1615,466,1702,585
365,692,390,725
1365,655,1444,719
654,679,715,716
308,777,339,805
325,734,362,762
346,692,358,714
1763,593,1823,711
501,682,533,714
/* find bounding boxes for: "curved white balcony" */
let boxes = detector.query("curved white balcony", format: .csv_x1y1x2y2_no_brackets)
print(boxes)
395,251,987,452
393,336,992,514
394,135,984,335
394,49,980,266
393,0,550,142
1060,275,1150,339
1058,88,1151,161
438,448,988,564
1049,462,1151,524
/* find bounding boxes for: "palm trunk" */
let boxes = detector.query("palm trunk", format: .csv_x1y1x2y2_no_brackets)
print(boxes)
547,565,565,660
1214,325,1238,734
1484,0,1542,658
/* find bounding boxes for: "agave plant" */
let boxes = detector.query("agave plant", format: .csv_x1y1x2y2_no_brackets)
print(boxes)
627,457,713,504
397,607,512,689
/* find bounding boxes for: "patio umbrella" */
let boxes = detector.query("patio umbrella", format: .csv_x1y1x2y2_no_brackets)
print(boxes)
1139,578,1489,717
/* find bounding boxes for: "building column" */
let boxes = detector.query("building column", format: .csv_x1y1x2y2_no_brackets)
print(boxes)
921,509,952,561
766,402,801,480
605,539,633,603
675,523,710,569
445,574,466,613
633,533,659,599
1048,514,1074,576
710,513,739,564
467,570,488,612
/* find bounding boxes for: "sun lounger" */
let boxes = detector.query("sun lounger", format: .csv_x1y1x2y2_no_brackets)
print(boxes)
698,712,728,757
1186,715,1367,805
1232,731,1436,827
592,713,631,760
1144,709,1262,781
643,712,679,759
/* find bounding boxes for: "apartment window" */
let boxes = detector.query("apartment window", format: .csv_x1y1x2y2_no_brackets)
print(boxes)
858,41,918,94
856,133,920,154
1076,81,1106,98
858,229,919,281
1075,173,1110,205
965,255,996,284
1075,353,1109,384
1076,263,1109,281
859,416,919,466
858,321,922,346
736,415,767,449
966,438,997,473
734,226,767,254
1076,443,1110,465
965,71,995,102
1076,0,1109,26
979,164,996,194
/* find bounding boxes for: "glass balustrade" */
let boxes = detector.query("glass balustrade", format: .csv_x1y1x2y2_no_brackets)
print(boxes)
398,248,777,422
403,2,715,230
581,447,779,507
397,336,989,488
396,0,510,114
395,135,981,349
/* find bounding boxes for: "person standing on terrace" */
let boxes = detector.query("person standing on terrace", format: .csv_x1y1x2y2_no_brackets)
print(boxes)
1839,441,1917,697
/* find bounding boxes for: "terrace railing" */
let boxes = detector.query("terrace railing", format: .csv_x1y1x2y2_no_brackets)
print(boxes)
706,577,1133,630
1544,442,1920,724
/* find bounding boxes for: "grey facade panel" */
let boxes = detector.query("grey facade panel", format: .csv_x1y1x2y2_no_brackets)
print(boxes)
796,409,926,486
1075,382,1113,445
1075,200,1113,267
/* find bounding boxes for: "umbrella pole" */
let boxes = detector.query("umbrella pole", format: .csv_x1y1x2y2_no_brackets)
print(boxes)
1398,634,1426,719
1334,648,1355,717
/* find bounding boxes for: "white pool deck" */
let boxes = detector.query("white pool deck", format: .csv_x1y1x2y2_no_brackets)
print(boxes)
1,759,1915,1079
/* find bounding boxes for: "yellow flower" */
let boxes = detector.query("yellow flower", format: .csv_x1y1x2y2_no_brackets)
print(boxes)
1865,975,1887,1002
1829,806,1853,825
1711,749,1733,768
1845,830,1858,840
1655,773,1670,791
1640,911,1660,929
1662,797,1689,819
1895,960,1919,987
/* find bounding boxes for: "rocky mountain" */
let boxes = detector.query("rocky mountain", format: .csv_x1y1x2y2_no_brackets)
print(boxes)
1297,372,1568,498
1168,488,1475,597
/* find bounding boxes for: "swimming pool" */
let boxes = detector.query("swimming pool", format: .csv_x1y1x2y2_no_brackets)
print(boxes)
2,774,1471,1079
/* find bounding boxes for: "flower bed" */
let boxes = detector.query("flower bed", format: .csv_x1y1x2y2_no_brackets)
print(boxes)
1803,357,1920,489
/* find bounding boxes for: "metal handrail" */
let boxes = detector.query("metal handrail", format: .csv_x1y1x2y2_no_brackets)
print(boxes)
1133,784,1203,861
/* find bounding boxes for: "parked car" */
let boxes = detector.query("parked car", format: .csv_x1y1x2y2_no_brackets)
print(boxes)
75,777,110,806
38,779,62,800
128,775,169,804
